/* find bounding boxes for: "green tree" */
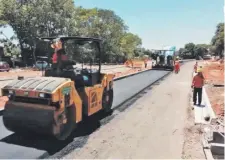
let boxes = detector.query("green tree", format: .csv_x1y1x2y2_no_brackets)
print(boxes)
0,0,144,64
0,0,7,26
0,0,75,63
211,23,224,57
0,37,20,57
120,32,142,59
193,44,207,58
184,42,195,57
72,8,129,62
178,48,185,57
143,49,152,57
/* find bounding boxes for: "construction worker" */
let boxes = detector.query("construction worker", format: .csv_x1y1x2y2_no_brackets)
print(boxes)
51,40,68,63
174,56,180,73
194,62,198,73
144,59,148,68
52,48,68,64
191,68,204,106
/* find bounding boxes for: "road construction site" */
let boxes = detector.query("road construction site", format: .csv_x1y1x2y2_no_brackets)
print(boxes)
0,60,200,159
0,60,223,159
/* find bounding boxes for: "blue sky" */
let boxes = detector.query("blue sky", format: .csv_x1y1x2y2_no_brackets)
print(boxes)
0,0,223,49
75,0,224,49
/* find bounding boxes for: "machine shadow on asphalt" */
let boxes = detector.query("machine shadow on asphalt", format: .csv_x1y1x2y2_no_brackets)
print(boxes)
0,110,113,156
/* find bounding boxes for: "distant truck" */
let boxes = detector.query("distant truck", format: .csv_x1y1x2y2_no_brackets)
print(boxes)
203,54,212,60
151,49,175,71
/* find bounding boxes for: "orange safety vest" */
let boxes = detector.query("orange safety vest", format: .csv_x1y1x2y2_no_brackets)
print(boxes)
174,60,180,67
52,53,68,63
174,60,179,65
174,60,180,70
192,75,204,88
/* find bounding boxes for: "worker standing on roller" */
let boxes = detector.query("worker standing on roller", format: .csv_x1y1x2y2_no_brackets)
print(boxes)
174,56,180,74
51,40,75,70
52,49,68,64
51,40,68,64
191,68,204,106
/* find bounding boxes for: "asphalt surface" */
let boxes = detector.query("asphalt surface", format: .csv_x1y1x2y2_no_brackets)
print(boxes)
0,70,169,159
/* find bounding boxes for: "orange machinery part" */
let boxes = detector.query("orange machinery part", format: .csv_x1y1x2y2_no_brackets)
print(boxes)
124,58,150,68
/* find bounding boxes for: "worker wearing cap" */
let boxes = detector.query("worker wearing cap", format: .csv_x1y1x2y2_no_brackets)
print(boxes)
174,56,180,73
191,68,204,106
194,62,198,73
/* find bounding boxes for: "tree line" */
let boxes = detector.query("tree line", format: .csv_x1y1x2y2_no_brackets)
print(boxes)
0,0,148,64
179,23,224,59
0,0,223,65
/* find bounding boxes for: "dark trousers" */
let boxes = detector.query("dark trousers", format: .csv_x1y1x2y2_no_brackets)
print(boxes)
193,87,202,105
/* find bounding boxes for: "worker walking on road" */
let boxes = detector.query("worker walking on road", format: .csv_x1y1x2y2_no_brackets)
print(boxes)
174,57,180,74
191,68,204,106
194,62,198,73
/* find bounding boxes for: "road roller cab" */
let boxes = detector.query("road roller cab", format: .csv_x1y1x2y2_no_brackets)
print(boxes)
2,36,114,140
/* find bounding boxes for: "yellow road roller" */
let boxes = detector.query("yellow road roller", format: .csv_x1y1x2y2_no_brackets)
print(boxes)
2,36,114,140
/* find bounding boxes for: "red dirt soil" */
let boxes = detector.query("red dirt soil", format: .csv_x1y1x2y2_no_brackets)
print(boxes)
202,61,224,84
202,60,224,118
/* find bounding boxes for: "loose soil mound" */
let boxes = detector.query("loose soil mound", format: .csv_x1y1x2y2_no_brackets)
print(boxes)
202,60,224,120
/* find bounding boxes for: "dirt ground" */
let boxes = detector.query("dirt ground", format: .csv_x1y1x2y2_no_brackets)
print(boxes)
0,69,42,79
182,93,206,159
201,60,224,120
62,61,205,159
202,60,224,85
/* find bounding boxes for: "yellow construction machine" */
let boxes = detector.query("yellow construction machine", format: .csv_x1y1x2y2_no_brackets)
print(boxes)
2,37,114,140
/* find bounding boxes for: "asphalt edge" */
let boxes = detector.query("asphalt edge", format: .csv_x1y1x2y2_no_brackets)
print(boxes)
37,152,50,159
113,68,152,81
112,70,172,111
